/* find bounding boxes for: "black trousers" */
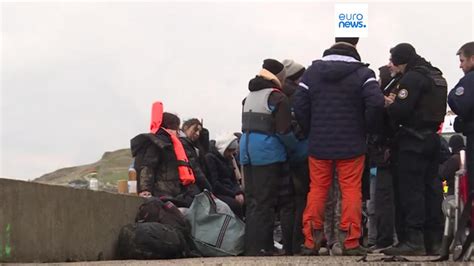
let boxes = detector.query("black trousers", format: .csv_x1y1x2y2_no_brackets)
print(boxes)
277,192,295,254
289,160,309,254
467,133,474,193
374,167,395,247
393,132,444,246
244,163,285,255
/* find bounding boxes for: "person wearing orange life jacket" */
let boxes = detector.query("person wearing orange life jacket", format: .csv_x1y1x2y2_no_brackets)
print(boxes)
130,102,199,207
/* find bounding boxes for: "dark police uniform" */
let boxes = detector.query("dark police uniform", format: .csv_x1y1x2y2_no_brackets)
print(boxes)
448,70,474,193
386,63,447,254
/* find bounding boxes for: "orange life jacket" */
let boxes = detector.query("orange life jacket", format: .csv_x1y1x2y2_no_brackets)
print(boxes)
150,101,163,134
165,129,196,186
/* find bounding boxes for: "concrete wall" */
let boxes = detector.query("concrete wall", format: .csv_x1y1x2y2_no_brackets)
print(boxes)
0,178,144,263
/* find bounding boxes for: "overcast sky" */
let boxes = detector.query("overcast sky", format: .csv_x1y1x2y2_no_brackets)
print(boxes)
1,1,473,180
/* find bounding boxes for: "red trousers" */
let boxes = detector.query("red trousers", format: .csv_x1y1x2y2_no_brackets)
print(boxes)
302,155,365,249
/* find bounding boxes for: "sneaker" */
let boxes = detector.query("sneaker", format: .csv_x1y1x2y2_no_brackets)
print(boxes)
330,242,343,256
343,245,368,256
318,247,330,256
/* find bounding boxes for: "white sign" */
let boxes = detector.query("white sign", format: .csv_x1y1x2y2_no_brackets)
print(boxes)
335,3,369,38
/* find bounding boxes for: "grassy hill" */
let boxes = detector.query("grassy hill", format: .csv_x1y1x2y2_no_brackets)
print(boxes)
34,149,133,192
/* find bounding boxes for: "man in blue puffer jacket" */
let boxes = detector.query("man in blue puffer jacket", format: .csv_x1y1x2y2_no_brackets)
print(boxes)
294,38,384,256
240,59,298,256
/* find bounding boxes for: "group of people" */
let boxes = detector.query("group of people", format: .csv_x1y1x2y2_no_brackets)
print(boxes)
130,110,245,218
129,38,474,258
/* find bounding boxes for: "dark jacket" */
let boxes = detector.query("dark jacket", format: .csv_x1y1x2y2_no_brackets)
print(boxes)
439,151,463,195
130,129,199,207
448,70,474,135
180,136,213,192
205,147,243,198
293,44,384,159
283,78,309,163
387,56,447,131
367,75,401,167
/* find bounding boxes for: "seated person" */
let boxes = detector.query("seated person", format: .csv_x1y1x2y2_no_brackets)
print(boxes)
179,118,213,192
130,104,199,207
205,134,244,218
439,134,465,195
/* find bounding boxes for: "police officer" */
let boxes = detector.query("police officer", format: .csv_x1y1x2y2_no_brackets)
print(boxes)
448,41,474,207
382,43,446,256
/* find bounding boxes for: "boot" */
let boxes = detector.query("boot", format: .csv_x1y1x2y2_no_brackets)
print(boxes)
383,229,426,256
337,229,368,256
299,229,324,256
343,245,368,256
425,229,443,255
299,245,318,256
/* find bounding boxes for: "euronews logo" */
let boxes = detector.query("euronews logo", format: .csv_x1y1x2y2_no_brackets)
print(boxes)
335,3,368,37
338,13,366,28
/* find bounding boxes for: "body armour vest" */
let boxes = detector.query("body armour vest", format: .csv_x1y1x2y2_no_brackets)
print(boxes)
415,66,447,125
242,88,277,134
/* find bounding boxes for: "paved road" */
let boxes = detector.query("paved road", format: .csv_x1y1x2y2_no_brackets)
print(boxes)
10,254,471,265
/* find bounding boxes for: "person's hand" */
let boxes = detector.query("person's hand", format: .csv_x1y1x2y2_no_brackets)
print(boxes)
139,191,152,198
384,96,394,107
235,194,244,205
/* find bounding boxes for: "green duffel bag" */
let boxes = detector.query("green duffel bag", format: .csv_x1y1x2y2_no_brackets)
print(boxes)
184,190,245,256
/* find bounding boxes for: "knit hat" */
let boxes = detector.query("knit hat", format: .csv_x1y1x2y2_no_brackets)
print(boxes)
215,134,238,157
262,59,286,85
390,43,417,66
335,37,359,46
282,59,305,81
449,134,465,153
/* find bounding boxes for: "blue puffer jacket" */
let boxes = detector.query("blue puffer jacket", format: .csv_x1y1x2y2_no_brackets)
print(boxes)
293,45,384,160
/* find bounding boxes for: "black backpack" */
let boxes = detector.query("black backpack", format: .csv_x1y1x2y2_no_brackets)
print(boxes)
135,197,190,233
118,222,188,259
117,197,200,259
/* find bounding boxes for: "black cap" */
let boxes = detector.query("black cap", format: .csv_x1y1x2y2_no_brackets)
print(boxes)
390,43,417,66
335,37,359,46
262,59,284,75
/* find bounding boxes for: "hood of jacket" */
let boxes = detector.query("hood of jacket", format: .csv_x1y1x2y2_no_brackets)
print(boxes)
214,134,238,157
248,75,282,92
130,128,170,157
310,43,367,81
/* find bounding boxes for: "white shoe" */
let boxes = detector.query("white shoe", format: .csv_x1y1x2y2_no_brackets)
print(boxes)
330,242,343,256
